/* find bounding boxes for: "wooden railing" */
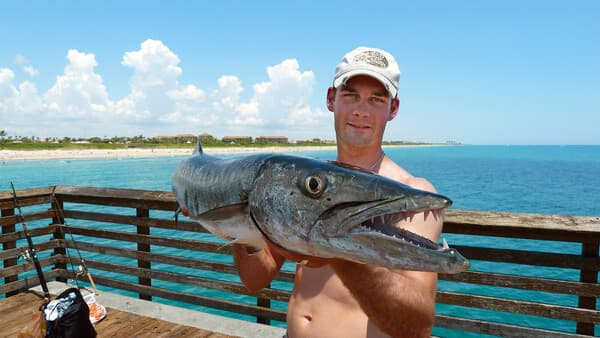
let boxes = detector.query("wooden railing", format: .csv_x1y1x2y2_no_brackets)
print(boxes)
1,186,598,337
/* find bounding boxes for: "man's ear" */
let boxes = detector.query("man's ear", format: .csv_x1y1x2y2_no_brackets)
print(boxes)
388,97,400,121
326,87,336,112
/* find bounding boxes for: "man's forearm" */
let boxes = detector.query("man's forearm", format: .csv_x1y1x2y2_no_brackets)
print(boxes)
331,260,436,338
233,244,283,292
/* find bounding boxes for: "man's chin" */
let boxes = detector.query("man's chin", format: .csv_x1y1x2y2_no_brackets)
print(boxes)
341,131,373,146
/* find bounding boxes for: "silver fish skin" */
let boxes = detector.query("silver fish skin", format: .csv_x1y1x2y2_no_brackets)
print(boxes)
172,143,469,274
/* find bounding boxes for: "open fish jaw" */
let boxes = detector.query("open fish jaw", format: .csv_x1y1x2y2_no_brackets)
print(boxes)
352,215,442,251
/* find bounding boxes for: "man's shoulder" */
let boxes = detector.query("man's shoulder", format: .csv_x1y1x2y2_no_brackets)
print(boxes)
382,160,436,193
406,176,436,193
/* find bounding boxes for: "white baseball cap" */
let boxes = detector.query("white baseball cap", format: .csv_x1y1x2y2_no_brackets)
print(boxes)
333,46,400,98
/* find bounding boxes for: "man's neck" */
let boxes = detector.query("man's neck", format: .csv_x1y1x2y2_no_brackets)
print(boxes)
336,144,384,170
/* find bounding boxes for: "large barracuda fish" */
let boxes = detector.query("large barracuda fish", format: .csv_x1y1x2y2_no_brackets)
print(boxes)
172,143,469,274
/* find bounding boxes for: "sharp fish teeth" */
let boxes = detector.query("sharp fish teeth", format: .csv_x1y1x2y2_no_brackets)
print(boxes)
442,238,449,249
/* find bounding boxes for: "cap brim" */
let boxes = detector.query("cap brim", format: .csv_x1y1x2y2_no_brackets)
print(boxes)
333,69,397,97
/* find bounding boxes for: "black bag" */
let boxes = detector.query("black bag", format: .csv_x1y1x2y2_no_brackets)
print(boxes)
45,288,97,338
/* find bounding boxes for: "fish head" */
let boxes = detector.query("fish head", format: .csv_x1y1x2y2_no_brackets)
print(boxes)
250,155,469,273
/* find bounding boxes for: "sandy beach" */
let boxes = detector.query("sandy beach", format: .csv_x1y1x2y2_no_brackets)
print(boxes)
0,144,442,162
0,146,339,162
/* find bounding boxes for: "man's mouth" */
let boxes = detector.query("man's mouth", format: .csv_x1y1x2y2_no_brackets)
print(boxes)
348,122,371,129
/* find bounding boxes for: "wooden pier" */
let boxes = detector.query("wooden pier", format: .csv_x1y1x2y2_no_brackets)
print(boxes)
1,186,599,337
0,288,236,337
0,281,281,337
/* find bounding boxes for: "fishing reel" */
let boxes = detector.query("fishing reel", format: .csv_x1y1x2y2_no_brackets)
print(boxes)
76,265,89,278
18,248,32,263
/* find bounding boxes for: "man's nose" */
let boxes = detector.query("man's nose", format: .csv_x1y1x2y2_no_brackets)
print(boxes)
353,100,370,116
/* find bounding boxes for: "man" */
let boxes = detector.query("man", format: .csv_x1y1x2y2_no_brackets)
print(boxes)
233,47,443,337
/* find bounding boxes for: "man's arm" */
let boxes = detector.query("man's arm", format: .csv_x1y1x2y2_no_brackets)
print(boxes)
331,215,441,336
331,178,444,337
233,244,286,292
332,262,436,337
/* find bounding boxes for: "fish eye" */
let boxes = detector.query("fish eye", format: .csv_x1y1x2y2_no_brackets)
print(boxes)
304,175,325,197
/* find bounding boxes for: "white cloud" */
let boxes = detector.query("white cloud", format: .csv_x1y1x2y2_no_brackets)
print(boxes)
24,66,39,77
243,59,329,136
0,69,18,119
0,70,43,116
117,39,181,122
44,49,112,119
14,54,28,65
0,39,329,139
0,68,17,99
13,81,44,113
0,69,45,133
14,54,40,78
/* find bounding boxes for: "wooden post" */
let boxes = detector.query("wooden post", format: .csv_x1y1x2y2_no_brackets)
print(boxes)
256,290,271,325
1,207,18,297
51,198,67,283
137,207,152,301
577,241,599,335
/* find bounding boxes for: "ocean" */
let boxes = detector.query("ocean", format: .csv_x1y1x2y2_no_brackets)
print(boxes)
2,145,599,336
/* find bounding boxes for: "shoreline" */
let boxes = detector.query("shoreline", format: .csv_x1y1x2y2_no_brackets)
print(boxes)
0,144,441,162
0,146,338,162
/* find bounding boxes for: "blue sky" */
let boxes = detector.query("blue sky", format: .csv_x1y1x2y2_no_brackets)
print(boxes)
1,1,598,145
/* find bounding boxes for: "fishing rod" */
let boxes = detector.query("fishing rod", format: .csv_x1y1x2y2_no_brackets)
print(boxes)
10,182,50,300
50,187,99,295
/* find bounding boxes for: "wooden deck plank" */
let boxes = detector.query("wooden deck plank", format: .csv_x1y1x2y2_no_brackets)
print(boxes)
0,292,46,337
0,291,237,337
102,313,157,337
94,309,139,335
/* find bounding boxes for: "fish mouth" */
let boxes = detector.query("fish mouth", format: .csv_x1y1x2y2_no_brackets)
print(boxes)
312,196,469,273
351,214,442,250
317,198,448,251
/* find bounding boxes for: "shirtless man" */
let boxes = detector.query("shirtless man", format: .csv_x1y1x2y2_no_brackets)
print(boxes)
233,47,443,338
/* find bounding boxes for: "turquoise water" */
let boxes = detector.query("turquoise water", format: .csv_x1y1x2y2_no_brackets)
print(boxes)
2,145,599,336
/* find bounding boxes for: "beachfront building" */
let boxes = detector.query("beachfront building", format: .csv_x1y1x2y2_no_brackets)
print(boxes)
199,133,215,142
152,135,176,144
255,136,288,144
175,134,196,144
222,136,252,145
295,138,336,145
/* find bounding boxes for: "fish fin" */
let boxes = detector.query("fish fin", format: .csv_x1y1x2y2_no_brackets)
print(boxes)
217,240,237,251
218,239,262,254
193,137,204,156
222,238,263,254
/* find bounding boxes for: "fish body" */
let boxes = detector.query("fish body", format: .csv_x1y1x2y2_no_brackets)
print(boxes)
172,144,469,274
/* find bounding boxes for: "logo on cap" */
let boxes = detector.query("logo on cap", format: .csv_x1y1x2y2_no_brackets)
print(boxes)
353,50,389,69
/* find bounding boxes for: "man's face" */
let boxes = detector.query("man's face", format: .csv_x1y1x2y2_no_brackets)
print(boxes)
327,75,399,148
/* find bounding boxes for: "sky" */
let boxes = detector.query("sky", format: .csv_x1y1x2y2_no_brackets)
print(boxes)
1,1,598,145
